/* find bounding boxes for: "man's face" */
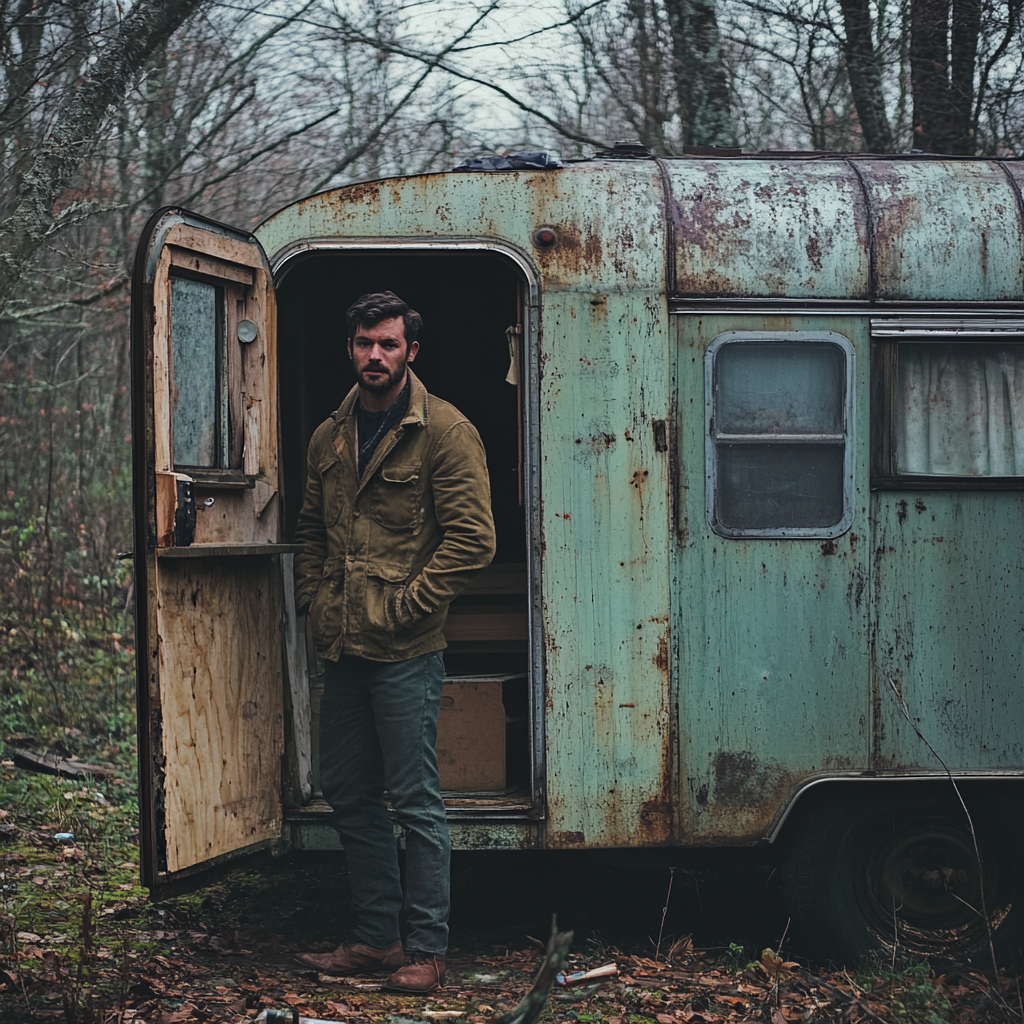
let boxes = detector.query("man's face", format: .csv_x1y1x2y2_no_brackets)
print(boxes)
348,316,419,396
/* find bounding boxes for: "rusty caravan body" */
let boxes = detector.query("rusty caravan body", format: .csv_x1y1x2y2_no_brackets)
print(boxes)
132,156,1024,949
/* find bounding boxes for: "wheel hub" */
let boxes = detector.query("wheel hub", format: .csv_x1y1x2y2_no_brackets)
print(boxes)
871,825,984,931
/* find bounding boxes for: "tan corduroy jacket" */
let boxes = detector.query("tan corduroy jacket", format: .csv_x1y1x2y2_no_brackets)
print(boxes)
294,371,496,662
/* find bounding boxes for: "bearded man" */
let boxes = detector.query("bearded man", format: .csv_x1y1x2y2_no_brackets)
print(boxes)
293,291,496,992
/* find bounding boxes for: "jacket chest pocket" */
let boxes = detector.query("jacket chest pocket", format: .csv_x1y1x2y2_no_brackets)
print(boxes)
320,457,348,527
371,462,426,533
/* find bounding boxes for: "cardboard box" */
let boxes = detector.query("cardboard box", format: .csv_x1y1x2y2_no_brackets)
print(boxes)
436,676,507,792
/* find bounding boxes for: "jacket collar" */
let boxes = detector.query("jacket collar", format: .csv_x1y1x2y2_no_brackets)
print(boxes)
332,368,429,428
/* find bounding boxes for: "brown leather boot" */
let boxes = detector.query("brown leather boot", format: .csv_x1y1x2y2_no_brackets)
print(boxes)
295,938,404,975
384,953,447,993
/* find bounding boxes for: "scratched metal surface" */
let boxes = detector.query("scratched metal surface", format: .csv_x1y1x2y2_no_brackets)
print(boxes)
665,158,1024,301
871,492,1024,771
257,158,1024,852
258,162,675,850
674,314,872,844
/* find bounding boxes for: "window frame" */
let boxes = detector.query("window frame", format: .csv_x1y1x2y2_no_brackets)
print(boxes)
870,317,1024,491
705,330,855,540
166,247,255,485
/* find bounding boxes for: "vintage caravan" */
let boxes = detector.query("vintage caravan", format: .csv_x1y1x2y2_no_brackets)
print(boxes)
131,150,1024,961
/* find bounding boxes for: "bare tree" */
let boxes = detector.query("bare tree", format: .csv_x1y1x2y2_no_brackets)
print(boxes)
0,0,503,744
0,0,211,313
837,0,894,149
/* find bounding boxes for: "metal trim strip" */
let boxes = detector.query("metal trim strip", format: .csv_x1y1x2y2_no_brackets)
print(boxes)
766,772,1024,843
670,300,1024,315
871,317,1024,336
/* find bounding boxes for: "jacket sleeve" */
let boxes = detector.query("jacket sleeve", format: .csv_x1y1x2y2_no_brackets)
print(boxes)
404,419,497,618
293,430,329,615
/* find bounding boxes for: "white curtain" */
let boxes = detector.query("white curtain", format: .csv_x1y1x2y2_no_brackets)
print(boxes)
897,343,1024,476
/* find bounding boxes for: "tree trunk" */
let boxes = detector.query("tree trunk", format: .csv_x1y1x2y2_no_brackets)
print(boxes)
838,0,896,151
664,0,736,147
949,0,980,151
0,0,210,312
911,0,952,151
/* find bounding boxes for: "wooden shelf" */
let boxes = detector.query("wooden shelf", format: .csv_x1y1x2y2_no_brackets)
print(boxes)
463,563,527,595
157,542,304,558
443,605,528,641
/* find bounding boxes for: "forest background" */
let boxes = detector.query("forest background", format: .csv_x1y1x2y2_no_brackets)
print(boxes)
1,0,1023,766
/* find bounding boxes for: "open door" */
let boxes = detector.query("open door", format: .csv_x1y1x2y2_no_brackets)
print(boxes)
131,208,299,897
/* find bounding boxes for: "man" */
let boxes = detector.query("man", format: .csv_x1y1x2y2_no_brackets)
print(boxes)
292,291,495,993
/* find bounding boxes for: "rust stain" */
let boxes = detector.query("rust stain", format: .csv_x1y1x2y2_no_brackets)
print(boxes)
532,221,605,281
820,539,838,556
636,799,673,844
805,235,823,271
653,630,669,673
914,498,927,513
589,432,616,451
551,830,585,846
683,751,796,841
318,179,383,209
897,499,908,525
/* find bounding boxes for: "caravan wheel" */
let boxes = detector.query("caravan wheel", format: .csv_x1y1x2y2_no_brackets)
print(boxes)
783,793,1024,965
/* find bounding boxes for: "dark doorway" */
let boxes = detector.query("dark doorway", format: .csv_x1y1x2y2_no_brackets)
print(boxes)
277,248,532,799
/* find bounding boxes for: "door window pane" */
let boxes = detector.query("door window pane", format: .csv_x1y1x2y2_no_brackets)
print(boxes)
896,342,1024,476
718,443,845,529
706,332,853,538
717,343,844,434
171,277,226,468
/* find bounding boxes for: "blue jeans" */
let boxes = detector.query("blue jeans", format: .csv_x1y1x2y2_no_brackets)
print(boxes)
319,651,450,956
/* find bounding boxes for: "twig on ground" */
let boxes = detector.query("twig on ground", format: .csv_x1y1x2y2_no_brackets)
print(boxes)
493,916,573,1024
654,867,676,962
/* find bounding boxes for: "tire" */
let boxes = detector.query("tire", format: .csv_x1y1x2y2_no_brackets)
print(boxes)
783,792,1024,965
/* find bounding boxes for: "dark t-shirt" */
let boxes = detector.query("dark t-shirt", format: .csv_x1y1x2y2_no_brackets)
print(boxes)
356,376,411,476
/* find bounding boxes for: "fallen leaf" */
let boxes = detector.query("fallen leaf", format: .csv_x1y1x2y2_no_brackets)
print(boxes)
161,1003,198,1023
757,950,799,985
713,995,747,1006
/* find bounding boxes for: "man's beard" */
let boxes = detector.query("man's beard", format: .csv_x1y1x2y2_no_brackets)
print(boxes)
357,360,407,395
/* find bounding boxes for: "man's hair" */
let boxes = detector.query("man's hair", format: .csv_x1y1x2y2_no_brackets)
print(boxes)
346,291,422,344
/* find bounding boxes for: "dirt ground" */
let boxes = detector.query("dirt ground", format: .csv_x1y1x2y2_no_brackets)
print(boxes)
2,763,1024,1023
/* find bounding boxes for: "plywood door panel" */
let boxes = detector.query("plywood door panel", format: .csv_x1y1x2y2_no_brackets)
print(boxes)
157,556,283,873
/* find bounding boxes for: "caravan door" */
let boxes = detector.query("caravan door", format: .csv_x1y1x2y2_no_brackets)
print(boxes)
131,208,298,897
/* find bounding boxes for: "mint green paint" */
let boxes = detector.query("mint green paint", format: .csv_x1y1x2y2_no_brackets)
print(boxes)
674,315,873,843
872,492,1024,770
253,157,1024,851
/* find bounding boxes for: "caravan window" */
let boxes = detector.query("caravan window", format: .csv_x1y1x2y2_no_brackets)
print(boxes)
895,343,1024,477
170,276,228,469
870,318,1024,485
706,331,854,538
